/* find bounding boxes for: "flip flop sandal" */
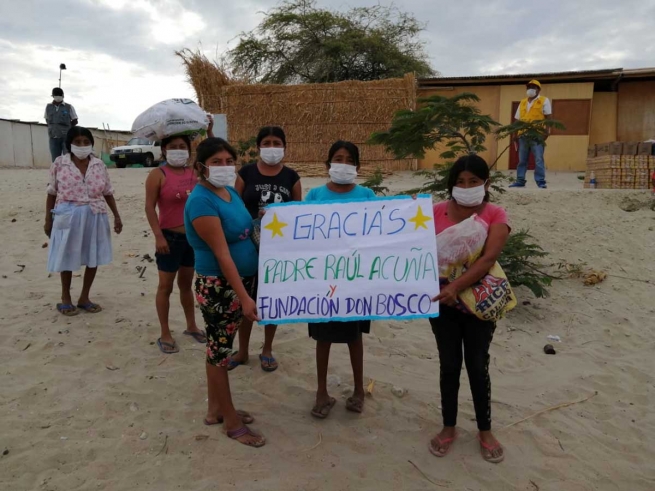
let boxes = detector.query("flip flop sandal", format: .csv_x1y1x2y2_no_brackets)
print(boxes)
259,354,278,372
226,426,265,448
227,356,247,371
428,433,457,458
204,410,255,426
57,303,79,317
157,338,179,354
311,397,336,419
345,396,364,414
77,303,103,314
478,434,505,464
183,330,207,344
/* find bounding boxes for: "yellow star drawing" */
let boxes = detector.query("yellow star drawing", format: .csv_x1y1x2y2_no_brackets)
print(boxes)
264,213,288,238
408,205,431,230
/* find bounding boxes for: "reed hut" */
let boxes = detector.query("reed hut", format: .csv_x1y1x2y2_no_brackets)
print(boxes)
177,50,417,176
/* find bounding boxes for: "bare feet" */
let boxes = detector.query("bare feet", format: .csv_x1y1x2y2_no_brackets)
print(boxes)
478,431,504,463
429,426,456,457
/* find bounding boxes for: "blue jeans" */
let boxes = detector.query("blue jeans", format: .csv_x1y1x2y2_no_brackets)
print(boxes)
49,138,66,162
517,138,546,185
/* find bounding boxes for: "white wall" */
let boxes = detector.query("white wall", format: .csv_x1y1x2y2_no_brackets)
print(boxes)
0,120,131,169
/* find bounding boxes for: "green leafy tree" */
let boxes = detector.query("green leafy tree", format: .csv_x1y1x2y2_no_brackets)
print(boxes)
370,93,564,198
369,92,565,297
236,137,259,167
498,230,552,298
361,168,390,196
227,0,436,84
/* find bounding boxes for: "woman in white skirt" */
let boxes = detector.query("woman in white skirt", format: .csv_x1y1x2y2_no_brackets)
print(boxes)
44,126,123,316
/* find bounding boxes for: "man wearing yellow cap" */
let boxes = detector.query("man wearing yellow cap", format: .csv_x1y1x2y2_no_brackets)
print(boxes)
509,80,552,189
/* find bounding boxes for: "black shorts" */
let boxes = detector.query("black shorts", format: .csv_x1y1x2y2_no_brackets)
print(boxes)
155,230,195,273
308,320,371,343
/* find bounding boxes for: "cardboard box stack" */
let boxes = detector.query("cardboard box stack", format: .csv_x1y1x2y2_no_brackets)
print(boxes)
585,141,653,189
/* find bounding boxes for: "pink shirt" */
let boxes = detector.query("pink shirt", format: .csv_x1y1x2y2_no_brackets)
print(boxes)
158,165,196,229
433,201,509,234
47,154,114,214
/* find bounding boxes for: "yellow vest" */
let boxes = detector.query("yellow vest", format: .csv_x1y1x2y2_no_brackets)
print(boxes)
519,96,546,122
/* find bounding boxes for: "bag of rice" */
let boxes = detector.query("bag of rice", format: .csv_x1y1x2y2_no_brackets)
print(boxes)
131,99,209,140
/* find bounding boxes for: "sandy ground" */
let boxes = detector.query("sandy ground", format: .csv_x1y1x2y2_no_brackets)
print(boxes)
1,168,654,491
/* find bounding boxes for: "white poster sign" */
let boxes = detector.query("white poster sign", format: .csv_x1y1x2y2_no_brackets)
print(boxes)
257,195,440,324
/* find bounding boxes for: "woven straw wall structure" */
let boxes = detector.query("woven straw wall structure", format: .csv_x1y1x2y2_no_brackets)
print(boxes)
178,52,417,177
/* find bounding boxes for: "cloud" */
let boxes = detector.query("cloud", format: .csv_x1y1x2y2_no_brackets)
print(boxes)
1,0,655,129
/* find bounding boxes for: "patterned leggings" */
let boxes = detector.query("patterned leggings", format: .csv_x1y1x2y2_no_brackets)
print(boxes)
429,305,496,431
195,275,255,367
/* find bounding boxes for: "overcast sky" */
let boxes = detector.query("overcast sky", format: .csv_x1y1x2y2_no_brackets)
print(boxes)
1,0,654,130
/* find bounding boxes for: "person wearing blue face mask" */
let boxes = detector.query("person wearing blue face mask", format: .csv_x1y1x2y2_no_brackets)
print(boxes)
45,88,79,162
509,80,552,189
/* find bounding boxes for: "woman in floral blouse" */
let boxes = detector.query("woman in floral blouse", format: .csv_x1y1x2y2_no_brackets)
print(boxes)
45,126,122,316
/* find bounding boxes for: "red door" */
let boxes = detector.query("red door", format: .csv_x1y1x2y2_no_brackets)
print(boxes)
509,102,535,170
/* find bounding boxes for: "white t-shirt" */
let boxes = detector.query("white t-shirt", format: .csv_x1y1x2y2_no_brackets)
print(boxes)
515,97,551,120
44,103,78,121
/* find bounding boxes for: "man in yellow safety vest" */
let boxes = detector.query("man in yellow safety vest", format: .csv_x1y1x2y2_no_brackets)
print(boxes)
509,80,552,189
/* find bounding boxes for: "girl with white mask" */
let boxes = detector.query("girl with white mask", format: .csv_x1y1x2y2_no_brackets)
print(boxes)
305,141,376,420
428,154,510,464
145,134,205,354
231,126,301,373
184,137,265,448
44,126,122,317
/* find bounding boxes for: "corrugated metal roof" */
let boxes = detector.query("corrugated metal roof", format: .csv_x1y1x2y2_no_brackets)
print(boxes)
420,68,621,83
0,117,131,133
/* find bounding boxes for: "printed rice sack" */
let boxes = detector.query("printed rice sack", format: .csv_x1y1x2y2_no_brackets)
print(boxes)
437,215,517,322
132,99,209,141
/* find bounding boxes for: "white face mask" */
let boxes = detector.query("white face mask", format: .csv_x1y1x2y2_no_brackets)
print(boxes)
329,163,358,185
166,149,189,167
53,96,64,103
526,89,537,98
452,183,487,207
71,145,93,160
260,147,284,166
205,165,236,188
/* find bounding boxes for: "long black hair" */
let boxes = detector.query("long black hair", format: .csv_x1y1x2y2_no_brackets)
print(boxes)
65,126,94,153
194,137,238,180
326,140,360,167
256,126,286,147
447,154,491,202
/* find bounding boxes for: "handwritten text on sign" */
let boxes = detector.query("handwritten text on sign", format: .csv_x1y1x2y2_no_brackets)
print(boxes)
257,196,440,324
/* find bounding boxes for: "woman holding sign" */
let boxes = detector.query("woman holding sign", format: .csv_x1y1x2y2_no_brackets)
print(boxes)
305,141,375,419
428,155,510,463
231,126,302,372
184,137,265,448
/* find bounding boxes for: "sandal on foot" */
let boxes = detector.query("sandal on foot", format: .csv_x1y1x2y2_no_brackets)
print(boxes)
346,396,364,414
184,330,207,344
311,397,336,419
429,433,457,458
478,434,504,464
77,303,102,314
204,410,255,426
226,426,265,448
57,304,79,317
227,356,247,371
157,338,179,354
259,354,278,372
